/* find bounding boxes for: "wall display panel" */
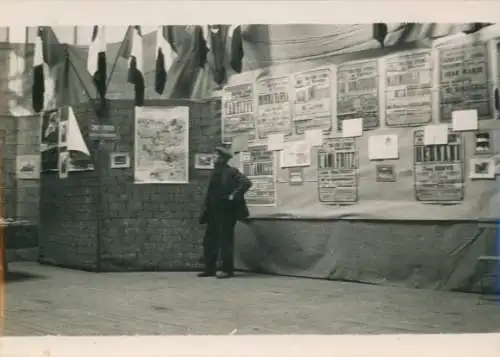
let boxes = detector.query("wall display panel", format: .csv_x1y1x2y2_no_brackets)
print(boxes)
384,50,434,127
337,59,380,131
291,67,333,134
438,41,491,122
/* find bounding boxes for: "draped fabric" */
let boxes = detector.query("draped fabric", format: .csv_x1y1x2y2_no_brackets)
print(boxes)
0,23,490,116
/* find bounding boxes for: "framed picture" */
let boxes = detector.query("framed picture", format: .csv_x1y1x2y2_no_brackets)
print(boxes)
195,153,215,170
16,155,41,180
288,167,304,186
474,131,493,155
110,152,130,169
469,158,495,179
375,164,396,182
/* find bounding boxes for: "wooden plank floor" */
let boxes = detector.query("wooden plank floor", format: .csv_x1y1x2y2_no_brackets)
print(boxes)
2,262,499,335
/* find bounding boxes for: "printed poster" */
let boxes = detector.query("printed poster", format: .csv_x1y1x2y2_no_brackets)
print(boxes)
292,68,332,134
255,76,292,139
240,146,276,206
337,59,379,131
317,138,358,204
439,41,490,122
413,128,465,202
134,106,189,184
384,50,433,126
222,84,256,143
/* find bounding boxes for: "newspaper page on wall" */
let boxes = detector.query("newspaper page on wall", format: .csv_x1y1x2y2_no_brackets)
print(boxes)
317,138,359,204
255,76,292,139
438,41,490,122
292,68,333,134
222,84,256,143
384,50,433,127
337,59,380,130
134,106,189,184
240,146,277,206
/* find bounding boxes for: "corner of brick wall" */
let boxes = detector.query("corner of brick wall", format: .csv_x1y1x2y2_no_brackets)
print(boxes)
38,103,99,270
38,99,222,272
98,99,221,271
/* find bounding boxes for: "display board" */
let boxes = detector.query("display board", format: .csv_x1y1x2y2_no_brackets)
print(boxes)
221,33,500,220
40,108,93,173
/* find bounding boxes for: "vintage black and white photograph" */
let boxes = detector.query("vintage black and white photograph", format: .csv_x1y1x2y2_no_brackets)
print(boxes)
0,7,499,353
110,152,131,169
194,153,215,169
375,164,397,182
469,157,495,179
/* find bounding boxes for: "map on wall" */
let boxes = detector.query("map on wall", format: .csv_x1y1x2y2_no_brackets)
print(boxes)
222,84,256,143
384,50,433,127
240,146,276,206
255,76,292,139
291,68,333,134
317,138,358,204
134,106,189,184
337,59,380,131
439,41,490,122
413,128,465,202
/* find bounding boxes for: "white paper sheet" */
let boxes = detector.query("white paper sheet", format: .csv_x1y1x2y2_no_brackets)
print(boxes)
267,133,285,151
280,140,311,168
423,124,448,145
304,128,323,146
368,134,399,160
231,135,249,153
452,109,478,131
342,118,363,138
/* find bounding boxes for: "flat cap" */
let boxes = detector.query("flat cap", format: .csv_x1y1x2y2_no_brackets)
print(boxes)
215,146,234,158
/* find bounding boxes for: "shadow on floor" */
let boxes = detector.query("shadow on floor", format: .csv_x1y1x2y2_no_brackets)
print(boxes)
4,270,47,283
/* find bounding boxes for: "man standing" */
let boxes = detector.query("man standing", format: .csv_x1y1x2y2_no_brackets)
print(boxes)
198,146,252,279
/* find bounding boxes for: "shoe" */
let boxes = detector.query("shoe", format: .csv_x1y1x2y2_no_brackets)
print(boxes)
197,271,216,277
216,271,234,279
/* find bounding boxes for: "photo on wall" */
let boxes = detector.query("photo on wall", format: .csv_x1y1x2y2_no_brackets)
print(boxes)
194,153,215,170
469,158,495,179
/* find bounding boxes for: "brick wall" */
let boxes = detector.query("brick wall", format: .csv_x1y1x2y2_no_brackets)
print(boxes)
39,98,221,271
38,103,98,270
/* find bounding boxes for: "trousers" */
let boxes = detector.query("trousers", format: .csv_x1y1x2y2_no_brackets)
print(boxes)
203,212,237,274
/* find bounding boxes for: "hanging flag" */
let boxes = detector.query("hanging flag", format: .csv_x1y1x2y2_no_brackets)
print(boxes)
228,25,243,74
155,26,177,95
87,26,107,100
127,26,144,106
67,106,90,156
32,26,66,113
207,25,226,86
373,23,388,48
32,28,45,113
192,26,208,69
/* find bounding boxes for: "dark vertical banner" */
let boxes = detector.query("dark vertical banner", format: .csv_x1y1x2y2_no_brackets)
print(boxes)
439,41,490,122
40,109,60,171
